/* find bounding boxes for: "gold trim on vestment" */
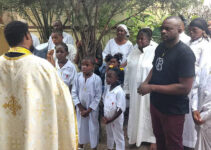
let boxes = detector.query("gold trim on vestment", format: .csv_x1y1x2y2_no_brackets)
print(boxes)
3,47,32,60
74,108,79,149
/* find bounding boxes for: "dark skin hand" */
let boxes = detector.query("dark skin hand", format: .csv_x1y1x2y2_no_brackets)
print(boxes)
102,109,122,124
138,77,194,96
81,107,92,117
150,143,157,150
137,69,194,96
192,110,205,125
120,61,127,68
77,103,92,117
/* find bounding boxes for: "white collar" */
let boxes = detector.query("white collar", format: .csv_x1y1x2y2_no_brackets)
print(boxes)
56,60,72,69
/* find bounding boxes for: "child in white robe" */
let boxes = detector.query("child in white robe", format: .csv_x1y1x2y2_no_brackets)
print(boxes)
47,30,76,66
55,43,77,91
72,57,102,150
103,67,126,150
103,53,124,88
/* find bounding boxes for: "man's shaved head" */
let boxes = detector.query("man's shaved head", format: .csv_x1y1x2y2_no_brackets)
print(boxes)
161,16,182,43
164,16,183,29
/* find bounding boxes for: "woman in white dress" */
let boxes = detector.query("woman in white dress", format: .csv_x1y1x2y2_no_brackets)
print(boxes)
124,28,157,149
192,63,211,150
102,24,133,68
183,17,211,150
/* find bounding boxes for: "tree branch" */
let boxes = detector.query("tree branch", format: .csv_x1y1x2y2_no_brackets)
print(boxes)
81,0,92,26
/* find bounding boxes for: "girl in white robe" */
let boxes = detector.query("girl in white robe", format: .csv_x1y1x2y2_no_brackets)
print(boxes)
124,28,157,148
103,68,126,150
183,18,211,150
72,57,102,149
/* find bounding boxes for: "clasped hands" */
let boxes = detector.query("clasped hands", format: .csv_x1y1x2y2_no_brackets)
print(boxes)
79,105,92,117
102,117,111,124
192,110,205,125
137,82,152,95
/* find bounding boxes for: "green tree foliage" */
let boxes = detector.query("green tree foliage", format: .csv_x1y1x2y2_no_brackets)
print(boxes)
0,0,66,42
0,0,201,59
124,0,201,43
64,0,159,58
125,8,170,43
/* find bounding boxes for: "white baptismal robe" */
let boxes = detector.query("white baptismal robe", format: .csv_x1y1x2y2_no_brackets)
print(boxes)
48,31,74,50
124,41,157,146
103,85,126,150
192,63,211,150
72,73,102,148
183,38,211,148
53,44,77,64
179,32,191,45
56,60,77,87
31,33,40,48
102,38,133,64
189,38,211,73
0,50,78,150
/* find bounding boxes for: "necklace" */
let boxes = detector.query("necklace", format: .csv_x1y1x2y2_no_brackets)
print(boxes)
161,49,169,57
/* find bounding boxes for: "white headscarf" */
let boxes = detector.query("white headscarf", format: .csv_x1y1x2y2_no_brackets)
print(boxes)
117,24,130,37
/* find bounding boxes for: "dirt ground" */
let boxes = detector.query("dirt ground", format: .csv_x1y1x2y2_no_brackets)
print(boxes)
85,119,150,150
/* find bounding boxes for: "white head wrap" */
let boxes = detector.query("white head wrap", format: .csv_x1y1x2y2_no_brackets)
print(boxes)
117,24,130,37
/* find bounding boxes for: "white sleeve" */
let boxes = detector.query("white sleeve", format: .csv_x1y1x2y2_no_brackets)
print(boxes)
102,86,107,103
123,66,130,94
127,43,133,57
69,65,77,86
116,89,126,112
89,76,102,110
102,40,111,60
48,36,54,50
33,36,40,48
65,34,74,45
192,67,202,111
200,101,211,121
199,65,211,120
67,44,77,62
71,74,80,106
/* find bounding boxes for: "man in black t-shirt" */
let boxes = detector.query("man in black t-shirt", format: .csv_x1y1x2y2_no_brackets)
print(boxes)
138,16,196,150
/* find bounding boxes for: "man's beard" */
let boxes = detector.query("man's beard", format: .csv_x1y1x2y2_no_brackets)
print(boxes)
29,45,35,53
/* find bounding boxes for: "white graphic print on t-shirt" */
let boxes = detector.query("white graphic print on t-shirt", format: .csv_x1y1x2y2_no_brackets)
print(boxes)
155,57,164,71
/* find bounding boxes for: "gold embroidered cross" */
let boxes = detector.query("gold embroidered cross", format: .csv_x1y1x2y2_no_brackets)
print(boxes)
3,96,21,116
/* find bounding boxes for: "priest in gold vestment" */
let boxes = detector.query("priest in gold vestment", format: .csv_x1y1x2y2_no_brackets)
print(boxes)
0,21,78,150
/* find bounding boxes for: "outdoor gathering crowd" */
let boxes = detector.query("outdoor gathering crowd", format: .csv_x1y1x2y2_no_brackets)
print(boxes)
0,15,211,150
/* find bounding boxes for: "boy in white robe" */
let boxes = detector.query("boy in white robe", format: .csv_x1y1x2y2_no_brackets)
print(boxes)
55,43,77,90
103,67,126,150
47,30,76,66
48,20,74,50
72,57,102,150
